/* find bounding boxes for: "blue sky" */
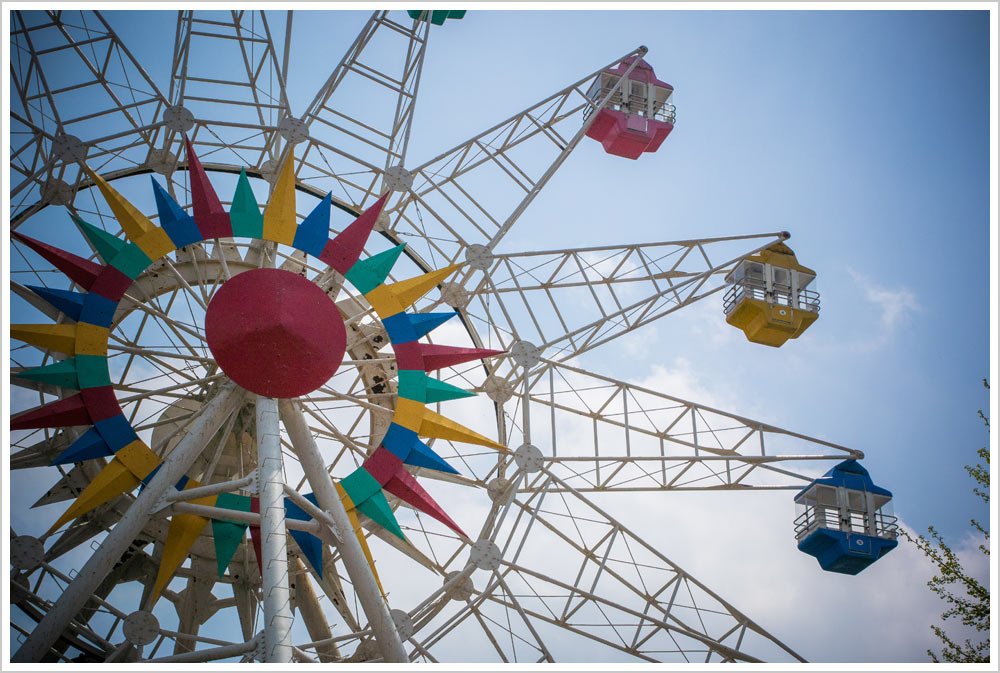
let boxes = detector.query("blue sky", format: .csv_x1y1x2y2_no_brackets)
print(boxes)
7,5,995,664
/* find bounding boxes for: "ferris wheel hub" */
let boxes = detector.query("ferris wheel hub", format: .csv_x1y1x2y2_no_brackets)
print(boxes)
205,268,347,398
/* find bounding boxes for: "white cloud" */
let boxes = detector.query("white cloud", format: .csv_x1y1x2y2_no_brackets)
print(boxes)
846,268,922,351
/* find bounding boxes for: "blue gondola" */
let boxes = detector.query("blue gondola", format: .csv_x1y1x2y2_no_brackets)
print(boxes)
793,460,898,575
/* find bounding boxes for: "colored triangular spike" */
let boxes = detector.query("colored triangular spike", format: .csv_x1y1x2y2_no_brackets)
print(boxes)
418,407,507,451
249,497,263,571
336,483,386,597
419,344,505,372
11,324,77,356
285,494,325,578
262,150,297,245
347,244,407,295
230,169,263,239
73,215,125,262
292,192,332,258
51,427,113,465
385,469,467,538
389,264,462,310
354,489,406,541
319,193,388,274
184,137,233,239
12,232,102,290
14,358,80,390
25,286,84,321
152,492,215,602
83,166,154,241
151,178,188,223
11,394,91,431
212,492,252,577
382,311,456,344
410,311,457,338
397,370,475,404
48,459,139,533
424,377,477,404
404,438,459,474
151,178,202,248
340,467,384,506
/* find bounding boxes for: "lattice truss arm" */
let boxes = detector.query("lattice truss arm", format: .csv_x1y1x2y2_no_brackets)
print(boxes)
295,11,431,208
399,465,806,664
168,10,291,170
416,232,787,367
503,359,860,493
9,9,168,219
378,46,649,268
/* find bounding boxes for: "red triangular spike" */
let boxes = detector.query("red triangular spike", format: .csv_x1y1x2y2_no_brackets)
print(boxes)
384,469,467,539
363,446,402,486
249,496,263,571
319,194,389,274
11,394,91,431
419,344,506,372
184,136,232,239
13,232,102,290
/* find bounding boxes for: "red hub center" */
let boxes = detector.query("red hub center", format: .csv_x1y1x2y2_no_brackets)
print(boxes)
205,268,347,398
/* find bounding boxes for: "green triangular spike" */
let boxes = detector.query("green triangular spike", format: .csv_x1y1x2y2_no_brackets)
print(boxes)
73,216,125,262
212,492,251,577
424,377,477,404
355,490,406,541
345,244,406,295
230,169,263,239
14,358,80,390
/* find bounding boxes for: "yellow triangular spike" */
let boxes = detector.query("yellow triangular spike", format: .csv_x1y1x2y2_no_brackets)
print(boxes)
47,460,139,534
418,407,507,451
151,481,214,603
387,264,463,310
84,166,154,241
345,505,385,598
11,324,77,356
262,149,297,246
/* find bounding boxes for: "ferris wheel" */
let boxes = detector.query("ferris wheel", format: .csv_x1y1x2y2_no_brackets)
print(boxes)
7,9,898,664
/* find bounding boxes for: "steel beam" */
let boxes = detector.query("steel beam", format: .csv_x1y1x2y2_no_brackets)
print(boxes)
278,399,409,663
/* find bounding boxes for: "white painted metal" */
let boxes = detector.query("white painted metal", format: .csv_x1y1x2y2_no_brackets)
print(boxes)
278,399,409,663
12,382,245,663
256,396,294,664
7,9,864,664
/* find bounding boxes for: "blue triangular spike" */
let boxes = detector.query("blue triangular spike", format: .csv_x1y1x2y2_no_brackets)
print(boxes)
26,285,84,321
405,439,459,475
50,427,113,465
292,192,332,258
285,494,324,577
151,177,189,225
138,463,162,493
151,178,202,248
410,312,458,338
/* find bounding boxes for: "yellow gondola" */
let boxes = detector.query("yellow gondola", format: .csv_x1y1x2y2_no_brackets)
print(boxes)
723,240,820,347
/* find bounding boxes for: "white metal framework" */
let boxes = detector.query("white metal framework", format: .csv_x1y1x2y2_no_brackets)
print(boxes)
9,10,860,664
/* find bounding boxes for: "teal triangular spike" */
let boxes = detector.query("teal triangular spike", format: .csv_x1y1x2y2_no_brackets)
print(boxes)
212,492,251,577
397,370,475,404
230,169,263,238
410,312,457,339
73,215,124,262
424,377,477,404
345,244,406,295
14,358,80,390
355,490,406,540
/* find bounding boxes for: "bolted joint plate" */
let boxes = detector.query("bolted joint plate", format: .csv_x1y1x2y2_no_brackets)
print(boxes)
11,535,45,573
469,539,502,571
123,610,160,646
510,340,541,369
514,443,544,473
